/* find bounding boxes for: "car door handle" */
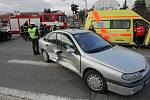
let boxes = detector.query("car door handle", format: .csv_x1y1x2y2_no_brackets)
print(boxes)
45,44,48,46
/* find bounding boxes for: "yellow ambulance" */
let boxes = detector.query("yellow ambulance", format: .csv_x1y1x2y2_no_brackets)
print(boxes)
85,10,150,46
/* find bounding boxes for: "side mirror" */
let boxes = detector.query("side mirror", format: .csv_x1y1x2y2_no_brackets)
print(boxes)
66,48,75,53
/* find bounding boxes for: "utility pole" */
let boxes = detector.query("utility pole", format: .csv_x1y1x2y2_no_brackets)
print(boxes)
122,0,128,9
84,0,88,23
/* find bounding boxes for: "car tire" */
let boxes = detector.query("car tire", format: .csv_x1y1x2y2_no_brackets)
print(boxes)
42,50,49,62
84,70,107,93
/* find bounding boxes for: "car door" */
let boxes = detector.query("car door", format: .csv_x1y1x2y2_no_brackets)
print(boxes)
45,32,59,62
145,29,150,46
57,33,81,73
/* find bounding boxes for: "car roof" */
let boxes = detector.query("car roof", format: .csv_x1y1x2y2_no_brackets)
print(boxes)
57,29,90,35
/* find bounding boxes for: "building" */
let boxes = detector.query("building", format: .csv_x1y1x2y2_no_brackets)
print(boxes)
93,0,120,10
0,13,12,23
145,0,150,11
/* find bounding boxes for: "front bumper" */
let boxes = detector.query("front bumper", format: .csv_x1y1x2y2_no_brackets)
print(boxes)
107,70,150,95
107,80,148,96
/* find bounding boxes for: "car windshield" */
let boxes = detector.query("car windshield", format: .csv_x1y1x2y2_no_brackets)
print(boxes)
73,32,114,53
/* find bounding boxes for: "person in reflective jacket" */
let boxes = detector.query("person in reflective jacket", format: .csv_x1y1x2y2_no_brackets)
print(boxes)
28,22,40,55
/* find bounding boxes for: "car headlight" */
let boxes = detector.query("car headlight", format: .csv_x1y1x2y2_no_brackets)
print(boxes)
121,72,143,81
145,58,149,71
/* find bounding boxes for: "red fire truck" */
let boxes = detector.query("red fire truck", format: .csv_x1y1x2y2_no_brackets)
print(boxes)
9,12,67,34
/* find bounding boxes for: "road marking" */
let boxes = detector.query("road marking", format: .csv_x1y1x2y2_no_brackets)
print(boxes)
6,59,56,67
145,56,150,58
0,86,88,100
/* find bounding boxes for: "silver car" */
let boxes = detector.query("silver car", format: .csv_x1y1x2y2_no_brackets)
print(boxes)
39,29,150,96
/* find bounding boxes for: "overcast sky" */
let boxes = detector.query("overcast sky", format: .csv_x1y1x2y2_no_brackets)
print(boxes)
0,0,135,14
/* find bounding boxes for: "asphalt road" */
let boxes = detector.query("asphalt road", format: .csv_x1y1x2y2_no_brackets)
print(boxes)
0,35,150,100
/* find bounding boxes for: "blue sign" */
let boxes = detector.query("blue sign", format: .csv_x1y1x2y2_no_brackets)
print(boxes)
97,22,104,28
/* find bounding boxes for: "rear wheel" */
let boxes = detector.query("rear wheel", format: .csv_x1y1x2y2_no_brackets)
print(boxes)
42,50,49,62
84,70,107,93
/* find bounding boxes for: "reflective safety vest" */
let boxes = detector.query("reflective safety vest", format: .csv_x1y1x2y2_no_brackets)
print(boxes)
28,27,37,39
134,25,145,36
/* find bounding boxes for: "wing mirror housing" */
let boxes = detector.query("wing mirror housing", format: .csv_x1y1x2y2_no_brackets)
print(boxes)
66,48,75,53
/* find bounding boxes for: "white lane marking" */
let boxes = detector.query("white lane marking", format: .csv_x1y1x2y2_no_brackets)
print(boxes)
0,86,88,100
6,59,55,67
145,56,150,58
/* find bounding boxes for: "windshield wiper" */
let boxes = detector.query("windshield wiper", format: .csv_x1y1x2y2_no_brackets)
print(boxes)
87,45,112,53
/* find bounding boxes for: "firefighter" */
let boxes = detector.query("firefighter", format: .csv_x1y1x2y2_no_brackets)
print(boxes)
23,21,29,41
40,23,45,37
52,21,60,31
28,22,40,55
44,24,50,34
53,24,57,31
134,23,145,49
89,24,96,33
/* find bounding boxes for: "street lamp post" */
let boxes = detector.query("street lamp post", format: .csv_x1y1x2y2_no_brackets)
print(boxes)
84,0,87,16
84,0,87,23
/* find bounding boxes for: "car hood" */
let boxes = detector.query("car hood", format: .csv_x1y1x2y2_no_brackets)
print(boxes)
85,46,146,73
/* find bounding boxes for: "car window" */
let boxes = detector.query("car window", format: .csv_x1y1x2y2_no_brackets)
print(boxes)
57,33,74,49
43,33,51,41
47,32,57,44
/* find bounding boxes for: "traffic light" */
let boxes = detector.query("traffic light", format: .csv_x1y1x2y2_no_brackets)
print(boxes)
71,4,79,14
71,4,75,11
74,4,79,14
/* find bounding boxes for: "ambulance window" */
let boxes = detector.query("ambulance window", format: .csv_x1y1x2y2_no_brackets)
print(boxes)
103,21,110,28
111,20,122,29
91,20,110,29
121,20,130,29
111,20,130,29
91,21,98,28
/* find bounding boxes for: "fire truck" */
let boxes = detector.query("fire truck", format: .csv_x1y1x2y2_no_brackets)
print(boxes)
9,12,67,34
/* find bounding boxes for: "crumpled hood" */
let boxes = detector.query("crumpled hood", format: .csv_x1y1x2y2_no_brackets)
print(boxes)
86,46,146,73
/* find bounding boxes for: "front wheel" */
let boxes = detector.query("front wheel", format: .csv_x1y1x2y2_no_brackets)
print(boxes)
42,50,49,62
84,70,107,93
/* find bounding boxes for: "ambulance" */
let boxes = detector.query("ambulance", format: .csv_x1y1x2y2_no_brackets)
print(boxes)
85,10,150,46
